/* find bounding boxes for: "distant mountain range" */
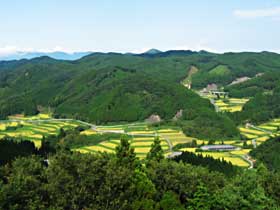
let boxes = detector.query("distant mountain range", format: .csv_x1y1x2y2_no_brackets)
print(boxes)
0,51,93,61
0,49,167,61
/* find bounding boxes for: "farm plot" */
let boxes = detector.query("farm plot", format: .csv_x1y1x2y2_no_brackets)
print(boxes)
76,134,170,159
0,118,81,148
8,113,52,120
95,122,148,133
239,119,280,145
180,148,249,167
158,129,194,146
214,98,249,112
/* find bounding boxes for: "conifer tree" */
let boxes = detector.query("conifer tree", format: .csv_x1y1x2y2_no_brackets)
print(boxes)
146,136,164,162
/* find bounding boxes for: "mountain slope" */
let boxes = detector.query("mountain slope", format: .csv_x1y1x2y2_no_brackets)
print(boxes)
1,51,280,128
250,137,280,172
0,57,211,122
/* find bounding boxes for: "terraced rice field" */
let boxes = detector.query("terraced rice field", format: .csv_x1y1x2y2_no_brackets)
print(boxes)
0,115,81,147
158,129,193,146
176,119,280,167
3,113,279,167
214,98,249,112
76,130,170,159
8,113,51,120
76,125,189,158
181,148,249,167
63,118,280,166
238,119,280,145
201,94,249,112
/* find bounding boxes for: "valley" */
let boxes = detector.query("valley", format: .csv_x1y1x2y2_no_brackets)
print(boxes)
1,108,279,169
1,52,280,209
2,1,280,208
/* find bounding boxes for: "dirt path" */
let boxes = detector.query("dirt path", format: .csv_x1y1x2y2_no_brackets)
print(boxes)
242,154,254,169
209,98,220,112
248,124,272,135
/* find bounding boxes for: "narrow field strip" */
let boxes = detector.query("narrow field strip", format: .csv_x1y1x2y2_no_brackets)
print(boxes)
239,128,266,135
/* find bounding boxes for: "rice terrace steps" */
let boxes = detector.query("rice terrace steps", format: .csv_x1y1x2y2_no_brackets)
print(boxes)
1,113,280,169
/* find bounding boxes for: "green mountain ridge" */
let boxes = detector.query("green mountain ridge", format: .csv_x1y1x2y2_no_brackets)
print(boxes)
1,50,280,131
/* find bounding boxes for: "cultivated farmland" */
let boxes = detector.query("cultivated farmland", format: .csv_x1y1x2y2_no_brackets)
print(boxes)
1,113,280,167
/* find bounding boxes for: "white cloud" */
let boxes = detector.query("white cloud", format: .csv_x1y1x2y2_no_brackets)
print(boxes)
234,7,280,19
0,46,24,56
0,45,77,57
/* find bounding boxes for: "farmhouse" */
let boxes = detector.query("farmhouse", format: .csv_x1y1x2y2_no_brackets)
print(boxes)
201,144,237,151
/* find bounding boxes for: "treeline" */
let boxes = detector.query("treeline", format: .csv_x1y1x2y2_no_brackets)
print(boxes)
156,108,240,140
43,127,125,149
180,109,239,139
173,151,239,177
250,136,280,172
0,139,38,166
0,138,280,209
0,96,38,120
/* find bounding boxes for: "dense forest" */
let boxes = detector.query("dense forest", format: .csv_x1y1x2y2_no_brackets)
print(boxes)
0,139,38,166
250,136,280,172
0,137,280,210
173,151,239,177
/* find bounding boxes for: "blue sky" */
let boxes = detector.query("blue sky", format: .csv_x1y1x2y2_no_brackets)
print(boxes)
1,0,280,55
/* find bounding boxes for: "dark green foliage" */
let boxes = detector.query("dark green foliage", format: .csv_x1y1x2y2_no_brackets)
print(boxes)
0,139,38,166
173,151,239,176
233,89,280,124
173,140,197,150
146,136,164,162
212,170,278,209
180,109,239,139
43,128,124,149
187,183,211,210
115,135,138,168
226,72,280,98
159,191,185,210
0,149,280,209
250,137,280,172
0,152,157,210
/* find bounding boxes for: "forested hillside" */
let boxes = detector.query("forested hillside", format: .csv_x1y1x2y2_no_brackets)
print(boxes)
250,137,280,172
1,138,280,209
1,51,280,132
226,72,280,98
226,72,280,124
